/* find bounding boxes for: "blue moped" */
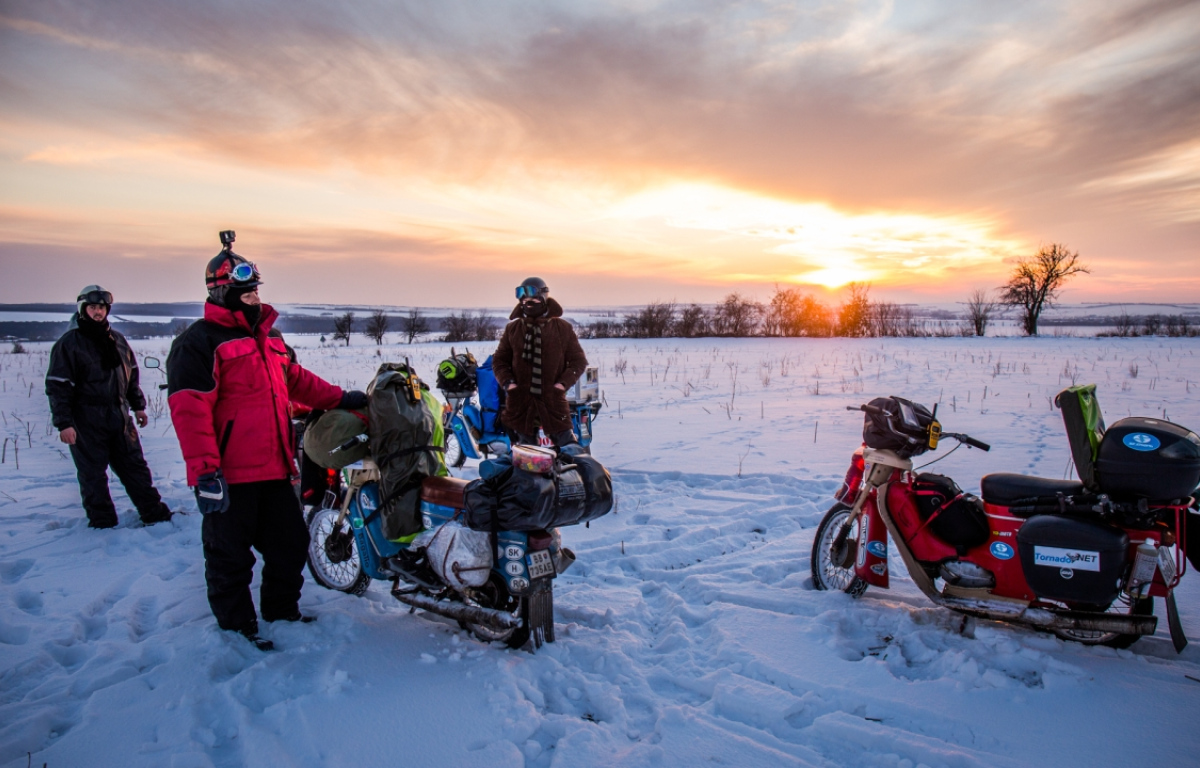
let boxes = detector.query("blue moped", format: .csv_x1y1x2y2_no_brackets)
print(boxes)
304,459,568,649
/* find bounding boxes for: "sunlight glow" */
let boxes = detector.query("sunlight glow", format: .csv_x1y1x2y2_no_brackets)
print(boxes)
606,183,1021,289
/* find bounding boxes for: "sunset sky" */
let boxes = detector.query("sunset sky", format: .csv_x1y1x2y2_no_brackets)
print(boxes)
2,1,1198,307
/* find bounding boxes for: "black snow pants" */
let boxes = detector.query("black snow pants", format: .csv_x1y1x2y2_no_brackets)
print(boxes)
201,478,310,630
69,406,168,528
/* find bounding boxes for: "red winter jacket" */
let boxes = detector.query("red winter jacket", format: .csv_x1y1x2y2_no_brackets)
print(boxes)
166,302,343,485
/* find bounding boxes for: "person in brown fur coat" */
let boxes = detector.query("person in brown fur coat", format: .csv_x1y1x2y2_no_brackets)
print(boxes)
492,277,588,447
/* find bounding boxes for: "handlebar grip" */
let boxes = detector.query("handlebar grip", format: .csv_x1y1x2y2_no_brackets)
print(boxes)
961,435,990,451
848,404,885,415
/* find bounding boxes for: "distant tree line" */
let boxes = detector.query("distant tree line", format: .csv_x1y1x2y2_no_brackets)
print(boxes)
578,242,1101,339
327,308,499,345
579,285,974,340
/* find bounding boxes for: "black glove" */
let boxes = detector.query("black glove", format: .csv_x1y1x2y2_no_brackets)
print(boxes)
195,470,230,514
339,390,369,410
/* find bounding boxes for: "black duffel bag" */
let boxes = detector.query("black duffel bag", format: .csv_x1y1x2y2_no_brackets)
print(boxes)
465,453,613,532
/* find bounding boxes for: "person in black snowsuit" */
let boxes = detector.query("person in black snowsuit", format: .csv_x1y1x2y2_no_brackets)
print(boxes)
45,286,173,529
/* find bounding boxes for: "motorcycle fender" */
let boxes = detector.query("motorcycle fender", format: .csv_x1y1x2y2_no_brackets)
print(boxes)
855,498,890,587
451,417,482,459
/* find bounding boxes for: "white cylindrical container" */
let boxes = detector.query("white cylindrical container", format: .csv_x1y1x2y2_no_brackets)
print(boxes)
1125,538,1159,597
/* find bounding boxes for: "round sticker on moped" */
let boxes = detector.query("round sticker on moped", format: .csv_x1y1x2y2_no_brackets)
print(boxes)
866,541,888,559
505,545,525,561
505,561,525,576
990,541,1015,560
1123,433,1160,452
1059,567,1074,580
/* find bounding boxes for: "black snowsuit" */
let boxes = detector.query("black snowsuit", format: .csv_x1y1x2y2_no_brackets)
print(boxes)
45,315,170,527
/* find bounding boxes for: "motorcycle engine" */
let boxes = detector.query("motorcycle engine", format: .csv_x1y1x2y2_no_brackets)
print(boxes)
939,560,996,589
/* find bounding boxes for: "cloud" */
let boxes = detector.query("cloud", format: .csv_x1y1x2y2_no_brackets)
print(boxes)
1,0,1198,303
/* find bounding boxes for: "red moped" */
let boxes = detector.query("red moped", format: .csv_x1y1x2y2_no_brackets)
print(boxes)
811,387,1196,651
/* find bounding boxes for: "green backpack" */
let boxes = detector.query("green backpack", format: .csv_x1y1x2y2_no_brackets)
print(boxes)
367,362,447,540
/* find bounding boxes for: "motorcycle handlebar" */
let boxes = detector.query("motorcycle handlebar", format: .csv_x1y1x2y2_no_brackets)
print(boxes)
945,432,990,451
848,404,885,415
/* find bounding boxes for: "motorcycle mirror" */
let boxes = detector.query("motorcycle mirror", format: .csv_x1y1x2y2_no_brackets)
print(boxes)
143,356,161,369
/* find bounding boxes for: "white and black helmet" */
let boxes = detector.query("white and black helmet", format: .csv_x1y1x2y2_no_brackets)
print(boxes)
77,285,113,316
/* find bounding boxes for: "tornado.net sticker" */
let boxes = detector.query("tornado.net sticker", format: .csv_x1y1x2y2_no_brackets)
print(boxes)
1032,546,1101,572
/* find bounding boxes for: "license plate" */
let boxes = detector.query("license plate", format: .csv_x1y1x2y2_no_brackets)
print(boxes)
1158,545,1177,585
527,549,555,579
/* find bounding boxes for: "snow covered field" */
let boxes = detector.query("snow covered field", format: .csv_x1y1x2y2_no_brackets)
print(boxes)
2,335,1199,767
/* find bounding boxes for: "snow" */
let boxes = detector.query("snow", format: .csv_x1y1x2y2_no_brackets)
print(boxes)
2,335,1199,768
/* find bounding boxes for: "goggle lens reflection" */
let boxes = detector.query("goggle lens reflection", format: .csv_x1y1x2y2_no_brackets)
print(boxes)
230,262,259,283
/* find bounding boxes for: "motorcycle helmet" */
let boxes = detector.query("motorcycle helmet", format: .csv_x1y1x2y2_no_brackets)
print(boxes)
77,285,113,316
516,277,549,300
205,230,262,306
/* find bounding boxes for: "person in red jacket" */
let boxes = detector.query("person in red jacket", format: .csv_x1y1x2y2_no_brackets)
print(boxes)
167,231,368,650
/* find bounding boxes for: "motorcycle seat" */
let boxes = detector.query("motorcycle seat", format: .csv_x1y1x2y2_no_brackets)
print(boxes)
980,473,1085,510
421,476,469,509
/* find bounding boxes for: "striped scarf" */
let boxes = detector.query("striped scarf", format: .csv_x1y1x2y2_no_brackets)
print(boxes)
521,322,544,395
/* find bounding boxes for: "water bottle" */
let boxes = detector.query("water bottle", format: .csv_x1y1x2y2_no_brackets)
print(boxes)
1125,539,1159,597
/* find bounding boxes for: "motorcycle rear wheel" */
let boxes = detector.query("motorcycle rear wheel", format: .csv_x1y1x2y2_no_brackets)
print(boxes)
443,431,467,468
811,502,868,597
306,505,371,596
461,574,529,648
1052,595,1154,649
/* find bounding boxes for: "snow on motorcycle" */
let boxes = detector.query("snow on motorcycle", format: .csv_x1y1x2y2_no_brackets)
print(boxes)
811,385,1198,651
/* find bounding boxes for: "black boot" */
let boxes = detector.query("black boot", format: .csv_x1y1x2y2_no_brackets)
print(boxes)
140,503,173,526
266,612,315,624
236,620,275,651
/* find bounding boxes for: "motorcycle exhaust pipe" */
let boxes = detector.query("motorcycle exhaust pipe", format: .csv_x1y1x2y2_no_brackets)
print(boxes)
390,587,524,632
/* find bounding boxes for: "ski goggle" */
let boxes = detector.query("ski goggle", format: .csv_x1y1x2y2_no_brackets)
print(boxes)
516,285,545,299
229,262,260,284
78,289,113,306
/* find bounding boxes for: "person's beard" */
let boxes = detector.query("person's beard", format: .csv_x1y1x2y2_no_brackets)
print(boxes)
522,299,547,318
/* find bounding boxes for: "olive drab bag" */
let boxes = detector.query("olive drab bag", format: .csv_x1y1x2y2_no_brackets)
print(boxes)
366,362,448,541
303,409,370,469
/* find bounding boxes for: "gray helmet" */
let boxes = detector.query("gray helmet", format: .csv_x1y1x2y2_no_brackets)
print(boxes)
77,285,113,316
516,277,549,300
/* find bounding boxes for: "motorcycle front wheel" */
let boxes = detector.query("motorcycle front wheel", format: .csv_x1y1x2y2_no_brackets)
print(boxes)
443,430,467,468
306,505,371,596
461,574,530,649
1053,595,1154,649
811,502,868,597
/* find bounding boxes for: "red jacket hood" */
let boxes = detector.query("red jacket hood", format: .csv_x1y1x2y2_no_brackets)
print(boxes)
203,300,279,335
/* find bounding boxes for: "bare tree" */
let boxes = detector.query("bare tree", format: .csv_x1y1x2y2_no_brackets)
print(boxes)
400,308,429,344
711,293,762,337
999,244,1089,336
836,283,871,337
765,286,834,337
332,312,355,346
673,304,711,338
442,311,473,342
964,289,997,337
364,309,390,345
470,310,497,341
624,302,676,338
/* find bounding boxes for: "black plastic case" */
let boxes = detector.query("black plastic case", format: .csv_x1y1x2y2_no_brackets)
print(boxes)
1096,417,1200,501
1016,515,1128,606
